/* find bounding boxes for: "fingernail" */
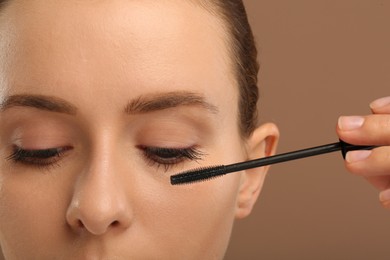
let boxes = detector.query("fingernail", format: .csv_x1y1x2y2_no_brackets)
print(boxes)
370,96,390,109
379,189,390,202
338,116,364,131
345,150,371,163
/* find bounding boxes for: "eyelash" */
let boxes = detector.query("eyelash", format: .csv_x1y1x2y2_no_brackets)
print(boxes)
6,145,204,172
6,146,71,169
137,145,204,172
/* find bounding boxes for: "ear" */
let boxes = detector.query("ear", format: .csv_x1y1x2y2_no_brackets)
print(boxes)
235,123,279,219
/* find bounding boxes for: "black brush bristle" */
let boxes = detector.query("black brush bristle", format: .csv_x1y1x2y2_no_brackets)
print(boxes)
170,165,227,185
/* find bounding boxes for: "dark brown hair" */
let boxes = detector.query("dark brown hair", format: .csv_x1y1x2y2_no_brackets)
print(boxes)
198,0,260,137
225,1,259,137
0,0,7,8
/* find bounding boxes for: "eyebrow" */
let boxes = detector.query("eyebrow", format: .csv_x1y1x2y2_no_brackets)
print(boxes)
0,94,78,115
0,91,218,115
124,91,218,114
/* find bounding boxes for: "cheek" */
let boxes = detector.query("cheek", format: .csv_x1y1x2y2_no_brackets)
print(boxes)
135,170,241,256
136,133,245,235
0,169,72,256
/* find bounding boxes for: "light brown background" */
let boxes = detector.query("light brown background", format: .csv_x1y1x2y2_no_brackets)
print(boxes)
225,1,390,259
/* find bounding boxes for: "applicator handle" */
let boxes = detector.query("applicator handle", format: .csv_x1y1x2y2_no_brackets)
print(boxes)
339,140,376,158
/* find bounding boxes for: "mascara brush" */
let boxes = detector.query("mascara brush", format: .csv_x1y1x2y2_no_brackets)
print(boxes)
170,140,376,185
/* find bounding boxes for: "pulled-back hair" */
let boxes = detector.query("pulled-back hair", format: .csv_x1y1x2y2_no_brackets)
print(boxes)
0,0,8,7
224,1,259,137
196,0,260,137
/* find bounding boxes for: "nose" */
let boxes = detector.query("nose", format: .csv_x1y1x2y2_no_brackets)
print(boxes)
66,156,132,235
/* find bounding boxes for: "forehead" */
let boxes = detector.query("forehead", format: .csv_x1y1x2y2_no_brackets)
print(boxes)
1,0,229,72
0,0,229,92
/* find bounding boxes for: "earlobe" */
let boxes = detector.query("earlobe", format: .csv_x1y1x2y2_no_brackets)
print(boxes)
235,123,279,219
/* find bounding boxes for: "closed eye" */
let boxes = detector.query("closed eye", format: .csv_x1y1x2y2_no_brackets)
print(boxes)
6,145,72,168
137,145,205,171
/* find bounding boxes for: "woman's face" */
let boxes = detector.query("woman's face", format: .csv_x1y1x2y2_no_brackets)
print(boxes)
0,0,277,259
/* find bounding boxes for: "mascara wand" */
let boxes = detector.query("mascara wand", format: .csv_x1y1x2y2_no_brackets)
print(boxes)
170,140,376,185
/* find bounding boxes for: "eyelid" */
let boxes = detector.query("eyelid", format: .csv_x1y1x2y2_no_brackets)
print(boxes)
137,145,205,172
140,145,204,158
6,145,72,168
1,115,77,150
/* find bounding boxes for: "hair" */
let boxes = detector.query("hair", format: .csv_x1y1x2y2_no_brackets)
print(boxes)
0,0,260,137
192,0,260,137
0,0,8,8
226,1,259,138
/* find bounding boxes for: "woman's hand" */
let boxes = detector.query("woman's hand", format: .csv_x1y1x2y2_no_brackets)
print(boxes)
337,96,390,209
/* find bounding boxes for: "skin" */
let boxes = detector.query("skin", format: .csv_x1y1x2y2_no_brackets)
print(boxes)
0,0,279,259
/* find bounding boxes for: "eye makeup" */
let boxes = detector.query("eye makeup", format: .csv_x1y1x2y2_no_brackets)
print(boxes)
137,145,205,172
6,145,72,168
133,113,210,172
5,144,205,173
132,107,216,146
5,140,205,170
2,104,211,173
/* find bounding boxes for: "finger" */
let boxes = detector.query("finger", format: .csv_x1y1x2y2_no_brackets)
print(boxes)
344,147,390,177
364,176,390,190
370,96,390,114
379,189,390,209
337,114,390,145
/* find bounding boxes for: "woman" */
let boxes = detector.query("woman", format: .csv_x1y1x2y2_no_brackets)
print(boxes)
0,0,388,259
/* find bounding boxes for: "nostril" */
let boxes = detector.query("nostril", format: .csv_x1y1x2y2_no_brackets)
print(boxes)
77,220,84,229
111,220,119,227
